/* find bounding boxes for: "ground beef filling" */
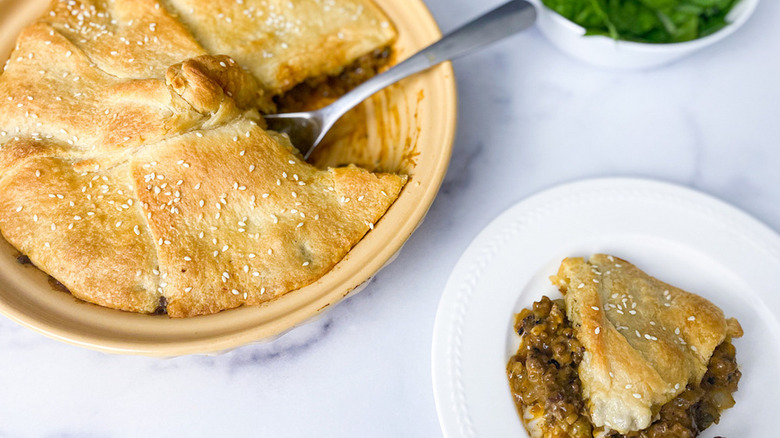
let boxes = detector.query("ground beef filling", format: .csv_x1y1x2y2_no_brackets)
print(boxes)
507,296,593,438
506,296,741,438
275,47,393,113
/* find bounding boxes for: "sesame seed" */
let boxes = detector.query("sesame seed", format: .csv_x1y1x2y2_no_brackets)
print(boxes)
184,256,192,261
688,316,695,321
591,306,599,311
577,283,584,289
633,393,641,399
133,225,140,235
594,327,600,334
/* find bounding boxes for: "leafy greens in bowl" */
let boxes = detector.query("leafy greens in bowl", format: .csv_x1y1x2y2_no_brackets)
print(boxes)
532,0,758,69
542,0,741,43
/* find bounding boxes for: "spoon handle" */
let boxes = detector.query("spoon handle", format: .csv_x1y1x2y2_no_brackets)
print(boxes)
323,0,537,122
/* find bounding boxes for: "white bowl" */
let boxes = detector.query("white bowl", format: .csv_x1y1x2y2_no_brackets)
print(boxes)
530,0,759,69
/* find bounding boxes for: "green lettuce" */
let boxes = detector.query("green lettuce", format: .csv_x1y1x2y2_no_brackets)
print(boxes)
542,0,740,43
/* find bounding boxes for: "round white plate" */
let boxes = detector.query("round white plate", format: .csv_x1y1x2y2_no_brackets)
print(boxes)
432,178,780,438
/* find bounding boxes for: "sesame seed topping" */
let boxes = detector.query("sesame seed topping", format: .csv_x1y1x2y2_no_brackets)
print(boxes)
594,327,600,334
688,316,695,321
633,393,641,399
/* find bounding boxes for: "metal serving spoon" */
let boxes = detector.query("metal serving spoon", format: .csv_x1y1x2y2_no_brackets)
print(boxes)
263,0,537,159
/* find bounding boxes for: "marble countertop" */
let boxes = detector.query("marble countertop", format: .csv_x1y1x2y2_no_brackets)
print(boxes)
1,0,779,436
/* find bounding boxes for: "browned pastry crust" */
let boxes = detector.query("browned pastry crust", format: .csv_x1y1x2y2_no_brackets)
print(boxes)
158,0,397,98
550,255,743,434
0,0,403,316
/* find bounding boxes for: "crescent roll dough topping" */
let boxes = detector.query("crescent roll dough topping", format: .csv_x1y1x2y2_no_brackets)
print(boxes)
551,254,742,434
0,0,403,316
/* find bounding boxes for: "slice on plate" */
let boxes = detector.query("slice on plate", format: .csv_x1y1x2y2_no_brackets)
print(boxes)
507,254,743,437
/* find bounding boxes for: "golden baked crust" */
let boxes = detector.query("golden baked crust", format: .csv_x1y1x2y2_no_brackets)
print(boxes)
159,0,397,98
0,0,405,316
550,255,742,434
0,151,162,313
129,117,405,317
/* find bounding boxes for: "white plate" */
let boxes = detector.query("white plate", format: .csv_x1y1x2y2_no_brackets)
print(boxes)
432,178,780,437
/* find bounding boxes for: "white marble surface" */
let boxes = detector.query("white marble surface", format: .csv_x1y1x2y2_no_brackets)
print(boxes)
1,1,779,436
